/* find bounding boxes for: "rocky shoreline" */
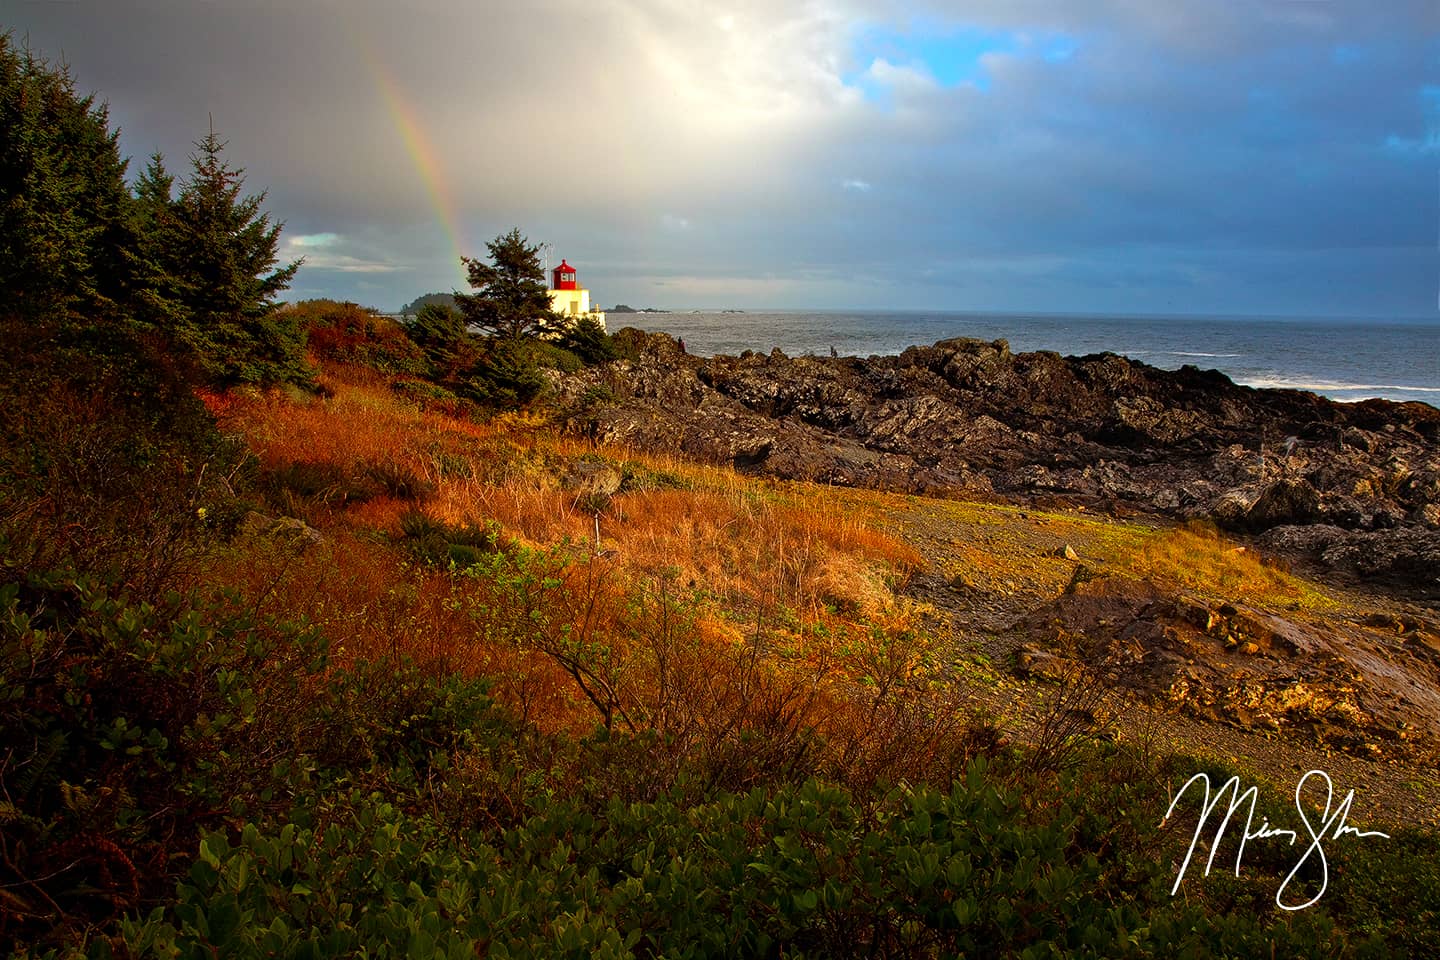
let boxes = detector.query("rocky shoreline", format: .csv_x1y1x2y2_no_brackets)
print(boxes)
556,330,1440,601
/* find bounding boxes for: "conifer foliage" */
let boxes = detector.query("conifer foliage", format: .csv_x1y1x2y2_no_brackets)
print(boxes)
140,131,309,386
0,35,135,321
403,300,476,380
0,33,309,387
455,227,562,340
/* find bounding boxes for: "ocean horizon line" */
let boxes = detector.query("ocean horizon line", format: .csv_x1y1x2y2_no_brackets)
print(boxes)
632,307,1440,326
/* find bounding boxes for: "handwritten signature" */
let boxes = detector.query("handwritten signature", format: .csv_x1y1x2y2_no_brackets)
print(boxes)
1161,769,1390,910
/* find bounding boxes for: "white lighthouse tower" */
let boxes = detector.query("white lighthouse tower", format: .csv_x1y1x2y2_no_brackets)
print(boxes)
547,259,607,331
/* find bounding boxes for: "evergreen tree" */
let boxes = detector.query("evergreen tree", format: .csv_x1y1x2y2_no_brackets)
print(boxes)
128,152,190,331
402,301,476,380
157,131,309,386
0,34,136,321
455,228,562,341
558,315,617,365
132,152,175,236
461,338,549,407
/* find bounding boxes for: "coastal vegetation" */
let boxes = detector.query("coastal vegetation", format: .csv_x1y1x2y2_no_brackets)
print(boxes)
3,33,1438,958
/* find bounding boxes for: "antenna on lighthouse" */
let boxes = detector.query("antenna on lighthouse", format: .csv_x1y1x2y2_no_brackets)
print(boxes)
541,241,554,281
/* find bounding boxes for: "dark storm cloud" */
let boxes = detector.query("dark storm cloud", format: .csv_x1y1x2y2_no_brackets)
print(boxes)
4,0,1436,312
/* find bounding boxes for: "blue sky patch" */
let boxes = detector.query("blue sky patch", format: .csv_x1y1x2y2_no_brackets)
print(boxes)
1331,45,1365,65
1043,36,1079,63
846,22,1025,94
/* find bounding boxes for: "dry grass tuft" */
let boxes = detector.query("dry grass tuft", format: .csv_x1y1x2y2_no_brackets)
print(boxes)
1130,521,1339,611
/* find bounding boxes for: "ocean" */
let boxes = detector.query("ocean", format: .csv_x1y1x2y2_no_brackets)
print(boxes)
608,310,1440,406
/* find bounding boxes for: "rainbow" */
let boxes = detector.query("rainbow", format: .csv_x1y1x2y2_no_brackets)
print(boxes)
350,27,469,277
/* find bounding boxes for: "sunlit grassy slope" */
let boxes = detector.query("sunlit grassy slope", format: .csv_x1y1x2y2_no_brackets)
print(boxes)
203,362,1355,743
202,365,934,737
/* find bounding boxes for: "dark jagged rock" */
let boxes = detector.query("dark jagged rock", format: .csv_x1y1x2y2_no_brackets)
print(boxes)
558,330,1440,598
1245,478,1324,529
1260,525,1440,593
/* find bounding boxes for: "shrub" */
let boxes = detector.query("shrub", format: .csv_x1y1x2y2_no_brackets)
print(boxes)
390,376,467,415
607,326,646,362
579,384,620,409
266,457,433,510
291,299,427,375
401,301,477,381
557,316,618,365
528,338,585,374
0,571,328,948
112,767,1352,959
0,318,240,597
399,508,508,567
462,339,550,408
0,560,517,955
615,459,690,492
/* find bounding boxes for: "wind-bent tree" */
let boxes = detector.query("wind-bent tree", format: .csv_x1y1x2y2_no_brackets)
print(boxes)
455,228,562,340
147,131,309,386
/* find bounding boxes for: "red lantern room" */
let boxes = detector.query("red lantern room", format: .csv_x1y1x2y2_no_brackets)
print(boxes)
553,260,578,290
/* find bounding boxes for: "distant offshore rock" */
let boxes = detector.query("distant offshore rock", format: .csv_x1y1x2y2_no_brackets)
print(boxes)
557,330,1440,599
607,305,668,314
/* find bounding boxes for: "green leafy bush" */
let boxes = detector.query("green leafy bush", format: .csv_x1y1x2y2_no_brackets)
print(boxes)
112,765,1355,960
0,571,326,947
528,339,585,375
0,562,514,955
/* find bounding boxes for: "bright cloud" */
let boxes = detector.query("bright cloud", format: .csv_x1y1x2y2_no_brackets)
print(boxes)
15,0,1440,314
286,232,341,248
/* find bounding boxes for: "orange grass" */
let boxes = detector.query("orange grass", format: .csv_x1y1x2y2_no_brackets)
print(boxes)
202,364,941,739
206,528,600,732
210,366,921,619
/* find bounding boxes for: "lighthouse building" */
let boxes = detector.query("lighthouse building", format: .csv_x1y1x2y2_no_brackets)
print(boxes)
547,260,607,331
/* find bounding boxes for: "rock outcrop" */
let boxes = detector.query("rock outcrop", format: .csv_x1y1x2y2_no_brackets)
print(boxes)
557,331,1440,598
1013,578,1440,759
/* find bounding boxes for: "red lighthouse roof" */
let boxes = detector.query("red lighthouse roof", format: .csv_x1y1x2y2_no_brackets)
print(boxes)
553,259,578,290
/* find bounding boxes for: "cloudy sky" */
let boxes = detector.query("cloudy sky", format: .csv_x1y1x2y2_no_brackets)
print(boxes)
7,0,1440,315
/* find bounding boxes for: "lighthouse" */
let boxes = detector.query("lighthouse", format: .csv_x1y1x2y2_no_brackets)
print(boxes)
547,259,607,331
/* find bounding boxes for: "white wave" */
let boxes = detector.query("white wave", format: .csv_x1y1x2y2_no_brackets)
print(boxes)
1238,376,1440,395
1164,351,1243,358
